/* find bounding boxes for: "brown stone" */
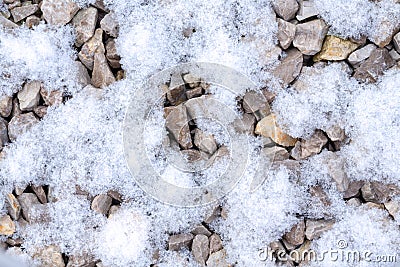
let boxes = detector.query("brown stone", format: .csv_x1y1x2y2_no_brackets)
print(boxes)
361,182,400,204
78,28,104,70
0,215,15,236
32,185,47,204
243,90,270,120
353,48,395,83
17,193,41,222
186,87,203,99
40,88,63,106
206,249,228,267
17,81,41,111
343,181,364,199
168,233,194,251
293,19,328,55
277,18,296,49
8,112,39,141
11,4,38,22
91,51,116,88
273,48,303,85
91,194,112,215
305,219,334,240
283,220,305,246
5,193,21,220
72,7,98,47
165,104,192,149
290,130,327,159
272,0,299,21
194,129,217,155
41,0,79,25
209,234,223,254
191,224,212,237
105,39,121,69
100,12,119,37
0,95,12,117
32,245,65,267
25,15,40,28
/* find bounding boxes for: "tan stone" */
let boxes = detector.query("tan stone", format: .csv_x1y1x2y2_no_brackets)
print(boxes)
41,0,79,25
0,215,16,236
293,19,328,55
255,114,297,147
314,35,358,61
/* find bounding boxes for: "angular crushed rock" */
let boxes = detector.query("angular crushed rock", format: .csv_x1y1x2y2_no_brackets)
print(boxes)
284,220,305,246
186,87,203,99
326,152,349,192
394,32,400,53
209,234,223,254
32,185,47,204
0,95,12,118
105,39,121,69
78,28,104,70
272,0,299,21
325,125,345,142
348,44,377,67
91,51,116,88
361,182,400,204
305,219,334,240
255,114,297,147
168,233,194,251
17,81,41,111
273,48,303,85
194,129,217,155
5,193,21,220
100,12,119,37
91,194,112,215
32,245,65,267
296,0,318,21
314,35,358,61
26,15,40,28
192,234,209,266
41,0,79,25
165,104,192,149
72,7,98,47
291,130,327,160
243,90,270,120
0,15,18,29
206,249,228,267
8,112,39,141
191,224,212,237
293,19,328,55
17,193,41,222
0,118,8,149
277,18,296,50
0,215,15,236
11,4,38,22
75,61,91,87
353,48,395,83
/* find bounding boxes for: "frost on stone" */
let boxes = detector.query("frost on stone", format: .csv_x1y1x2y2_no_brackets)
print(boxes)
0,25,80,97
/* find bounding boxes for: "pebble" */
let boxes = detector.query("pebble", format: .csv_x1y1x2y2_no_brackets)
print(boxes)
17,80,41,111
105,39,121,68
353,48,395,83
343,181,364,199
186,87,203,99
41,0,79,25
75,61,91,87
272,0,299,21
348,44,377,67
168,233,194,251
243,90,270,120
305,219,334,240
361,182,400,204
325,125,345,141
293,19,328,55
290,130,327,160
313,35,358,61
0,215,16,236
255,114,297,147
33,106,48,118
384,200,400,221
91,51,116,88
273,48,303,85
277,18,296,50
72,7,98,47
100,12,119,37
165,104,192,149
32,185,47,204
0,15,18,29
326,152,349,192
11,3,38,22
192,234,209,266
91,194,112,215
8,112,39,141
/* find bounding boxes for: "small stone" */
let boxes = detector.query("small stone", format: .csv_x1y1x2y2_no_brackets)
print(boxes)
262,146,290,162
92,0,108,12
0,117,8,148
305,219,334,240
5,193,21,220
78,28,104,70
33,106,48,118
364,202,384,210
290,130,328,160
33,245,65,267
168,233,194,251
17,80,41,111
72,7,98,47
0,95,12,117
100,12,119,37
0,15,18,29
165,104,192,149
232,113,256,135
243,90,270,120
192,234,209,266
204,205,221,224
389,49,400,61
75,61,91,87
191,224,212,237
353,48,395,83
272,0,299,21
91,194,112,215
348,44,377,67
273,48,303,85
17,193,41,222
370,20,399,48
166,73,187,105
32,186,47,204
107,190,122,202
41,0,79,25
11,4,38,22
277,19,296,49
183,73,201,88
313,35,359,61
105,39,121,68
309,185,331,206
293,19,328,55
25,15,40,28
283,220,305,246
186,87,203,99
92,51,116,88
40,88,63,106
255,114,297,147
343,181,364,199
116,70,125,81
325,125,345,141
346,198,361,207
361,182,400,204
325,152,349,192
66,253,96,267
209,234,223,254
194,129,217,155
8,112,39,141
206,249,228,267
384,200,400,221
0,215,15,235
394,32,400,53
296,0,318,21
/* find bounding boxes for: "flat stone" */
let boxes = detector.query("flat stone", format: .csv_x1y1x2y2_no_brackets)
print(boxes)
262,146,289,162
243,90,270,120
348,44,377,67
41,0,79,25
370,19,399,48
325,152,349,192
209,234,223,254
314,35,358,61
272,0,299,21
0,117,8,148
75,61,91,87
361,182,400,204
394,32,400,53
353,48,395,83
78,28,104,70
384,200,400,221
100,12,119,37
293,19,328,55
32,186,47,204
33,106,48,118
0,15,18,29
291,130,327,159
168,233,194,251
194,129,217,155
325,125,345,141
191,224,212,237
105,39,121,68
0,215,15,235
25,15,40,28
8,112,39,141
17,81,41,111
277,19,296,49
91,51,116,88
91,194,112,215
183,73,201,88
72,7,98,47
5,193,21,220
40,88,63,106
305,219,334,240
33,245,65,267
283,220,305,246
192,234,209,266
17,193,41,222
343,181,364,198
273,48,303,85
206,249,228,267
11,4,38,22
186,87,203,99
296,0,318,21
255,114,297,147
165,104,192,149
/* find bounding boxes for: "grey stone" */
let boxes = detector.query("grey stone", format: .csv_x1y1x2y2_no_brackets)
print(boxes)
183,73,201,88
325,152,349,192
8,112,39,141
72,7,98,47
5,193,21,220
309,185,331,206
194,129,217,155
40,88,63,106
192,224,212,237
11,4,38,22
32,245,65,267
284,220,305,246
394,32,400,53
192,234,209,266
166,73,187,105
348,44,377,67
273,48,303,85
0,15,18,29
75,61,91,87
206,249,228,267
277,18,296,49
33,106,48,118
41,0,79,25
91,194,112,215
346,198,361,207
32,186,47,204
91,51,116,88
92,0,108,12
296,0,318,21
186,87,203,99
0,118,8,149
17,193,41,222
290,130,328,160
272,0,299,21
293,19,328,55
305,219,334,240
165,104,192,149
107,190,122,202
232,113,256,135
262,146,289,162
370,19,399,48
361,182,400,204
78,28,104,70
25,15,40,28
325,125,345,141
100,12,119,37
168,233,194,251
354,48,395,83
105,39,121,68
243,90,270,120
18,81,41,111
209,234,223,254
343,181,364,199
389,49,400,61
384,200,400,221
